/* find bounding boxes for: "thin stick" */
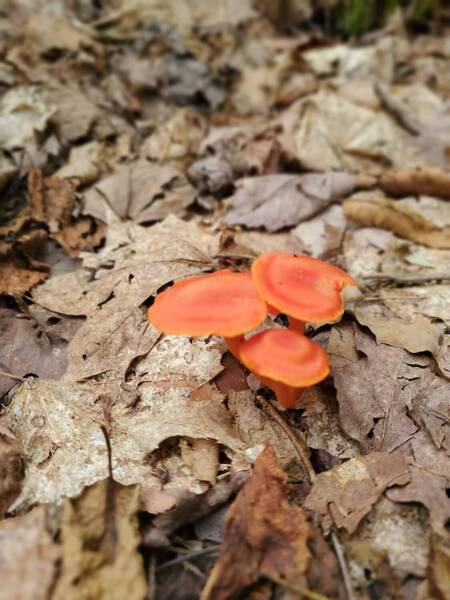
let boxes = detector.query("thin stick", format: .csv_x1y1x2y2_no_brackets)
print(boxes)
257,395,317,484
0,370,24,382
156,546,220,571
331,532,357,600
256,571,330,600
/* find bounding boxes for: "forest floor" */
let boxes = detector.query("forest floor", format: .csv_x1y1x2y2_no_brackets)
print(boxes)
0,2,449,599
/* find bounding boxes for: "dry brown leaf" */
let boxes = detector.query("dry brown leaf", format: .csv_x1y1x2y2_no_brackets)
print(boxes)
56,141,107,186
291,204,347,258
224,172,356,232
428,533,450,600
0,308,69,397
344,193,450,248
33,216,217,381
83,161,196,225
0,507,60,600
304,453,410,534
328,323,419,452
53,481,146,600
380,167,450,199
0,417,22,517
143,472,247,547
201,445,311,600
387,466,450,536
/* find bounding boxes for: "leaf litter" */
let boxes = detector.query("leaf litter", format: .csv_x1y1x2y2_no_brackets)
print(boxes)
0,3,450,600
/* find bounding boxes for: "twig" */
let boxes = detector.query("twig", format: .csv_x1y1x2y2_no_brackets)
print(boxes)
257,395,317,484
331,532,357,600
379,352,404,451
156,546,220,571
0,370,24,382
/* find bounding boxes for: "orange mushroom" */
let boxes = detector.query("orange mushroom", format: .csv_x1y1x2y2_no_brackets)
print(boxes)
238,328,329,409
148,269,267,357
252,252,356,332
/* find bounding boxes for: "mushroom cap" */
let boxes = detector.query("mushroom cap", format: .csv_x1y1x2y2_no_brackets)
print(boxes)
148,269,267,337
252,252,356,324
239,328,329,387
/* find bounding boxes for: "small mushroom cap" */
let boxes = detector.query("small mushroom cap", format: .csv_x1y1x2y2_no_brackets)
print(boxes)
252,252,356,324
148,270,267,337
239,329,329,387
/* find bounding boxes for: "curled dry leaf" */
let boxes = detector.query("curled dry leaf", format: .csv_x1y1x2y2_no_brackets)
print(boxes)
224,171,356,232
344,193,450,249
304,452,410,534
380,166,450,200
201,445,311,600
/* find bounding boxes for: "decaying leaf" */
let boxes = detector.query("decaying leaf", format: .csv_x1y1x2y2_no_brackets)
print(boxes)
201,445,311,600
53,481,146,600
0,507,60,600
304,452,410,534
224,171,356,231
344,192,450,249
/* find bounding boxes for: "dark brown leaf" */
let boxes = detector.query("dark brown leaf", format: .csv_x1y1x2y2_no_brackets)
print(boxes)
201,445,311,600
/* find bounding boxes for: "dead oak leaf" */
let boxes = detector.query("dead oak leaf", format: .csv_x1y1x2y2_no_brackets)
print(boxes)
83,161,196,225
201,445,311,600
380,166,450,200
304,452,410,534
224,172,356,232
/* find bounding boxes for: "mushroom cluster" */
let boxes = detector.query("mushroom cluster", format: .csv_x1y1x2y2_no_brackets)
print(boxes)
148,252,355,409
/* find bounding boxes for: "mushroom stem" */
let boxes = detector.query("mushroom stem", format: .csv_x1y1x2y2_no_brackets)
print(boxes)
224,336,244,360
288,318,305,334
258,375,304,409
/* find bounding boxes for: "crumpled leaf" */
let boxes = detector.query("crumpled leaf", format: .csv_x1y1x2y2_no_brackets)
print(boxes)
56,141,106,186
0,507,60,600
344,192,450,249
224,172,356,232
83,161,196,225
52,481,146,600
304,452,410,534
201,445,311,600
